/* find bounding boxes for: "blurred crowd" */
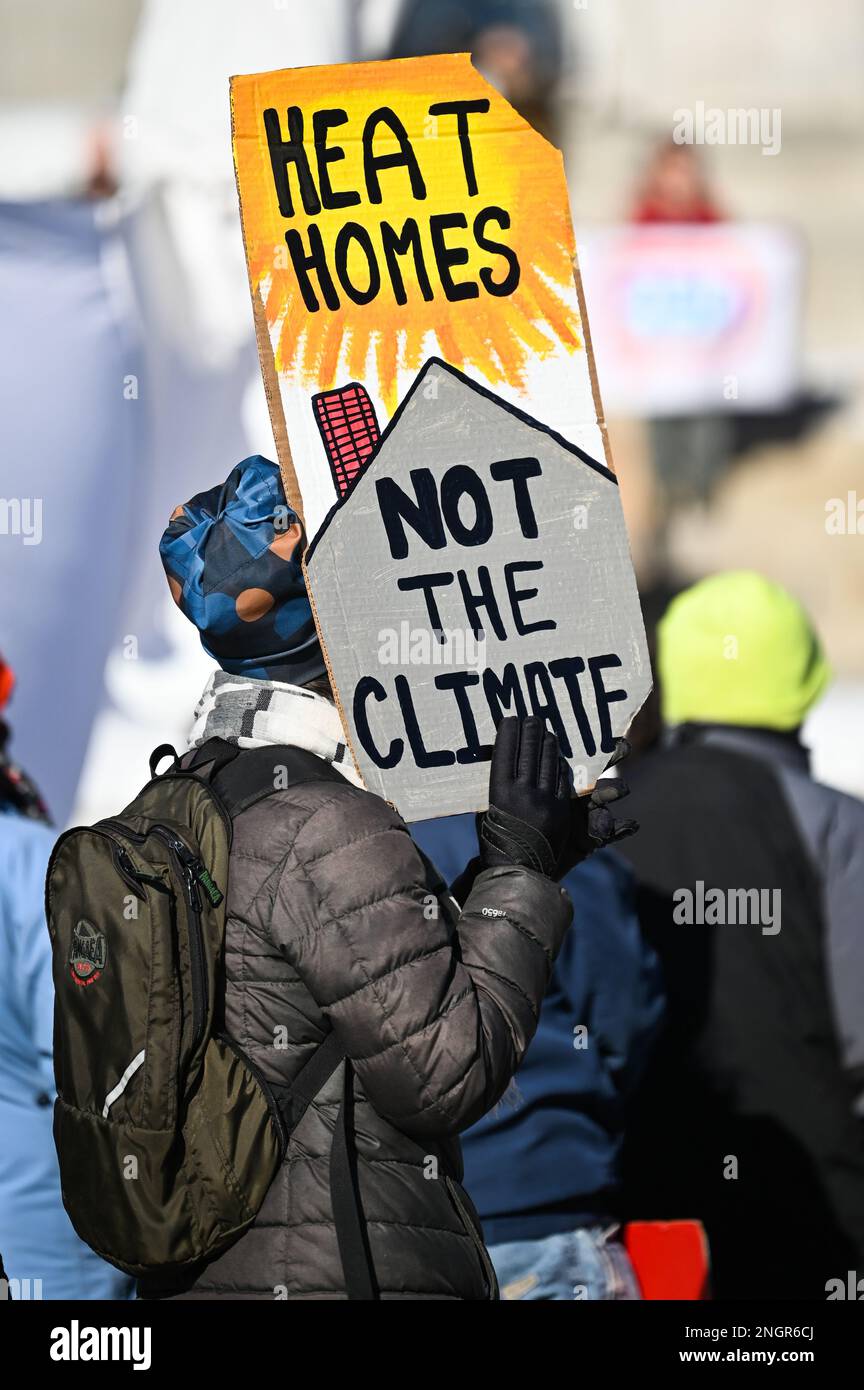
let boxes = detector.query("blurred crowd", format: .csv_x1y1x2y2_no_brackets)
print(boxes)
1,0,863,1302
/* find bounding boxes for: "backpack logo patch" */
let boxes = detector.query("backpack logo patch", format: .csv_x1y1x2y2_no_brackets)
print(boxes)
69,920,107,987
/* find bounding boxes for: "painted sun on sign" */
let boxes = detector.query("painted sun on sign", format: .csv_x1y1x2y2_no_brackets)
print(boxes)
232,53,604,541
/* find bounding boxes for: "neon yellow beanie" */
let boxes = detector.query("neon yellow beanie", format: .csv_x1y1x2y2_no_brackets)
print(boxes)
658,571,831,732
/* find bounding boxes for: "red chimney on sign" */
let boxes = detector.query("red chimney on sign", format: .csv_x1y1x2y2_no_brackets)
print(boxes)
312,382,381,498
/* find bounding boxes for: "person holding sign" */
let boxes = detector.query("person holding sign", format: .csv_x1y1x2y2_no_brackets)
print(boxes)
149,455,635,1301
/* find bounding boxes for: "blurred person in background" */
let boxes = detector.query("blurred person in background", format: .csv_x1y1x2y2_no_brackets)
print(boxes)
0,0,143,824
629,139,732,582
388,0,563,142
114,0,361,672
618,571,864,1299
631,138,723,226
0,653,133,1298
412,812,664,1300
0,1,378,827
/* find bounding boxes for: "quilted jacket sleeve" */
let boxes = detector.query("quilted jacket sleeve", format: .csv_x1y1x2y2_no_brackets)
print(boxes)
270,781,573,1139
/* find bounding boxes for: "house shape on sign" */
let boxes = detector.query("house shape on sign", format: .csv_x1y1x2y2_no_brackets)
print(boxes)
305,358,651,821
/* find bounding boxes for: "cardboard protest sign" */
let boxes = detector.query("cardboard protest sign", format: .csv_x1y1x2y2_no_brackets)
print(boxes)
305,359,648,820
231,53,651,818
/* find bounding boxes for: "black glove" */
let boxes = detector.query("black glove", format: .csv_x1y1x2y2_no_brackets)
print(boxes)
478,716,575,876
454,724,638,896
555,737,639,876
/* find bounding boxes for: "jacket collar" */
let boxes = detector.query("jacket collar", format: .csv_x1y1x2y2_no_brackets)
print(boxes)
665,722,811,775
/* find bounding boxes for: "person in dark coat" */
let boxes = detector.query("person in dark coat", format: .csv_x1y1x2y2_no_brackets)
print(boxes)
387,0,563,142
412,812,664,1300
152,456,633,1300
617,570,864,1300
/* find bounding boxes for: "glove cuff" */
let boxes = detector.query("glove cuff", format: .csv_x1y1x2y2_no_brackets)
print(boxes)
480,804,557,877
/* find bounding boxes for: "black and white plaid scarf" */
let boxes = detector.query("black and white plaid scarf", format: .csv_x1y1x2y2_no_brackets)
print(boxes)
187,671,363,787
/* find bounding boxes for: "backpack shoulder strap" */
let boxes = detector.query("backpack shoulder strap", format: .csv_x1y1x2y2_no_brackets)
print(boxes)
266,1035,376,1300
173,739,348,820
211,742,348,819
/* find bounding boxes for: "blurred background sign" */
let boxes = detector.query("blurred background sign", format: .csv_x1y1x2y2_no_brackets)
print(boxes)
579,224,803,416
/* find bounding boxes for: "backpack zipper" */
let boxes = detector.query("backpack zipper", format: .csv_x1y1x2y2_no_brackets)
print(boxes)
109,839,149,899
217,1032,289,1158
99,821,223,905
138,828,208,1052
99,820,222,1052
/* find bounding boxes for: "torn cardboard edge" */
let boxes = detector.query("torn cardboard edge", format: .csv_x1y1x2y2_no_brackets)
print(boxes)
231,79,306,530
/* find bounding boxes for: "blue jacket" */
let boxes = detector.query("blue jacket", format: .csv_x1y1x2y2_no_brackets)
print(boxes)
410,814,665,1245
0,808,133,1299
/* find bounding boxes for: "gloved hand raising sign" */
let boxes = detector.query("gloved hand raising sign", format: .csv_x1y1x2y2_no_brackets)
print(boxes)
478,716,637,879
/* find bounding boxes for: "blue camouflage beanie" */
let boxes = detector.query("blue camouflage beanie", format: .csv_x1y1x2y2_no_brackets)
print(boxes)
159,456,326,685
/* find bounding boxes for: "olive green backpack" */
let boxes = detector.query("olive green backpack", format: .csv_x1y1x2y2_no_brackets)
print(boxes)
45,738,353,1284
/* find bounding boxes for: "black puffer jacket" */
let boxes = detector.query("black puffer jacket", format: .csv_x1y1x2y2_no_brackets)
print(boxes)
165,766,572,1300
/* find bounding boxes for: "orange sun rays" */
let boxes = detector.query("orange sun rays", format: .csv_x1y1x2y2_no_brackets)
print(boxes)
234,54,583,416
